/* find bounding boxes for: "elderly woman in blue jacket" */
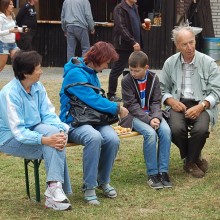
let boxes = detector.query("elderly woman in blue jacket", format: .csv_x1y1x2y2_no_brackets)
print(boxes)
0,50,72,211
59,41,128,205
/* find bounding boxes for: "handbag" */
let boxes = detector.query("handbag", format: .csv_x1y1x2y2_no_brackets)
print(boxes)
64,82,119,127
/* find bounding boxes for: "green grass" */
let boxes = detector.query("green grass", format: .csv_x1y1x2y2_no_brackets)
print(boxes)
1,68,220,220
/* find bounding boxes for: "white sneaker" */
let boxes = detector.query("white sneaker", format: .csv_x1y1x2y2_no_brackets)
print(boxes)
44,182,70,203
45,197,71,211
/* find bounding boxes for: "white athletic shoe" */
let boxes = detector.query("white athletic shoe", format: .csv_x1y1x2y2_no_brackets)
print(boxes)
44,182,70,203
45,197,71,211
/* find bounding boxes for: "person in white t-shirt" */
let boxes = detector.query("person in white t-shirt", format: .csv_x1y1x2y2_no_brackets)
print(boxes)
0,0,22,72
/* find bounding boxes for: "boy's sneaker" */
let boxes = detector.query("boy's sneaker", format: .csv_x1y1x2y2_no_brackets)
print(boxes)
44,182,70,203
147,175,163,189
159,172,172,188
45,197,71,211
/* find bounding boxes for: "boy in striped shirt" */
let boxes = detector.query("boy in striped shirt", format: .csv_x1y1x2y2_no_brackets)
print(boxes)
120,51,172,189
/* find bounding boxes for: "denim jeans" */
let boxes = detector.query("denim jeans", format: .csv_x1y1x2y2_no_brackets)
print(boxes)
0,123,72,195
0,40,18,54
133,117,171,176
68,124,119,189
66,25,90,61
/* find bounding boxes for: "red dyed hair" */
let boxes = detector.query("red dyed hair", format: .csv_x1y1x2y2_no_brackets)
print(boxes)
84,41,119,67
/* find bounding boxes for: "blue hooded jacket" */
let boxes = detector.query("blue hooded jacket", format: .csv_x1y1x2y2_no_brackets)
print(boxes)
59,57,120,124
0,78,69,146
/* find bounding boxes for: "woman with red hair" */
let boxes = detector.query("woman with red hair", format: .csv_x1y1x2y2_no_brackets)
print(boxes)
60,41,128,205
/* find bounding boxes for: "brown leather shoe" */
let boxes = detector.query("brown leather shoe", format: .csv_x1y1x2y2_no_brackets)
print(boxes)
183,162,205,178
196,159,208,173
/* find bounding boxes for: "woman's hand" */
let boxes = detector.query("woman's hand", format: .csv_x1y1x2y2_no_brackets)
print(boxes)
9,27,19,33
41,132,68,150
119,106,129,119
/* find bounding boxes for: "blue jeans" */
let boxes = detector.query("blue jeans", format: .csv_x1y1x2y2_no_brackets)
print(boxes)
68,124,119,189
0,123,72,195
133,117,171,176
66,25,90,61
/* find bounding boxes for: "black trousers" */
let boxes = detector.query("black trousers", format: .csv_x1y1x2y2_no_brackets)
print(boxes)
168,98,210,163
16,30,36,51
107,49,132,98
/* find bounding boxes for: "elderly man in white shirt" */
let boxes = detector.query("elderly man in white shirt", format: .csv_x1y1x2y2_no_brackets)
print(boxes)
160,26,220,178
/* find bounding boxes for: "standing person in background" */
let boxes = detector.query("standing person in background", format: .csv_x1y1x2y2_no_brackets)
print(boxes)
61,0,95,62
16,0,38,51
160,26,220,178
107,0,149,102
0,0,21,72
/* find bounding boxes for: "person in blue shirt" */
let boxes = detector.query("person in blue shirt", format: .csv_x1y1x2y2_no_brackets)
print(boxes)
0,50,72,211
59,41,129,205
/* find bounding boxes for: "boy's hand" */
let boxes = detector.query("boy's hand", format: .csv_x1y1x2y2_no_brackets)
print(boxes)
150,118,160,130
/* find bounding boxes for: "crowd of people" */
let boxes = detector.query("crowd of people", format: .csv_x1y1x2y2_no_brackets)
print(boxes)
1,0,220,212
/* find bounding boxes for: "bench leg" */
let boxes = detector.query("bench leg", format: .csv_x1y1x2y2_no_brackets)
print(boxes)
24,159,41,202
34,159,41,202
24,159,30,199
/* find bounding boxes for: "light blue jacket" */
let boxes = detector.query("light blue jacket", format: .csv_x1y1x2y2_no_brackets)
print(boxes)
0,78,69,145
59,57,120,124
159,50,220,125
61,0,95,33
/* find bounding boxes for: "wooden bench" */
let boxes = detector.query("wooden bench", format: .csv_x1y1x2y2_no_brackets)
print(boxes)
24,131,140,202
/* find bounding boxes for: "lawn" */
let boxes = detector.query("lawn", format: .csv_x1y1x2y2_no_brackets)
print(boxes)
0,66,220,220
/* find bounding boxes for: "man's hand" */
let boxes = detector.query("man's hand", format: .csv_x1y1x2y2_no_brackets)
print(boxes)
133,43,141,51
185,104,204,120
141,23,151,31
166,97,186,112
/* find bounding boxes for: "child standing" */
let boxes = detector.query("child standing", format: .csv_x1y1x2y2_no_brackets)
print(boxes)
120,51,172,189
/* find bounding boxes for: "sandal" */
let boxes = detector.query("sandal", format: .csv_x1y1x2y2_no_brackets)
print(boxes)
98,184,117,198
84,194,100,205
82,187,100,205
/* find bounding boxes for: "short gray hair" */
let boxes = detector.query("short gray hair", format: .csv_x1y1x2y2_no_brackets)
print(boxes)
171,26,195,45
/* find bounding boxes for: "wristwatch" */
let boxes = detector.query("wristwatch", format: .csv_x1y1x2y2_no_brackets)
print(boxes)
201,102,207,110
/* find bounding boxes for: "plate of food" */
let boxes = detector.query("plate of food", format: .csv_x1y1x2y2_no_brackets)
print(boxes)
112,126,132,136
